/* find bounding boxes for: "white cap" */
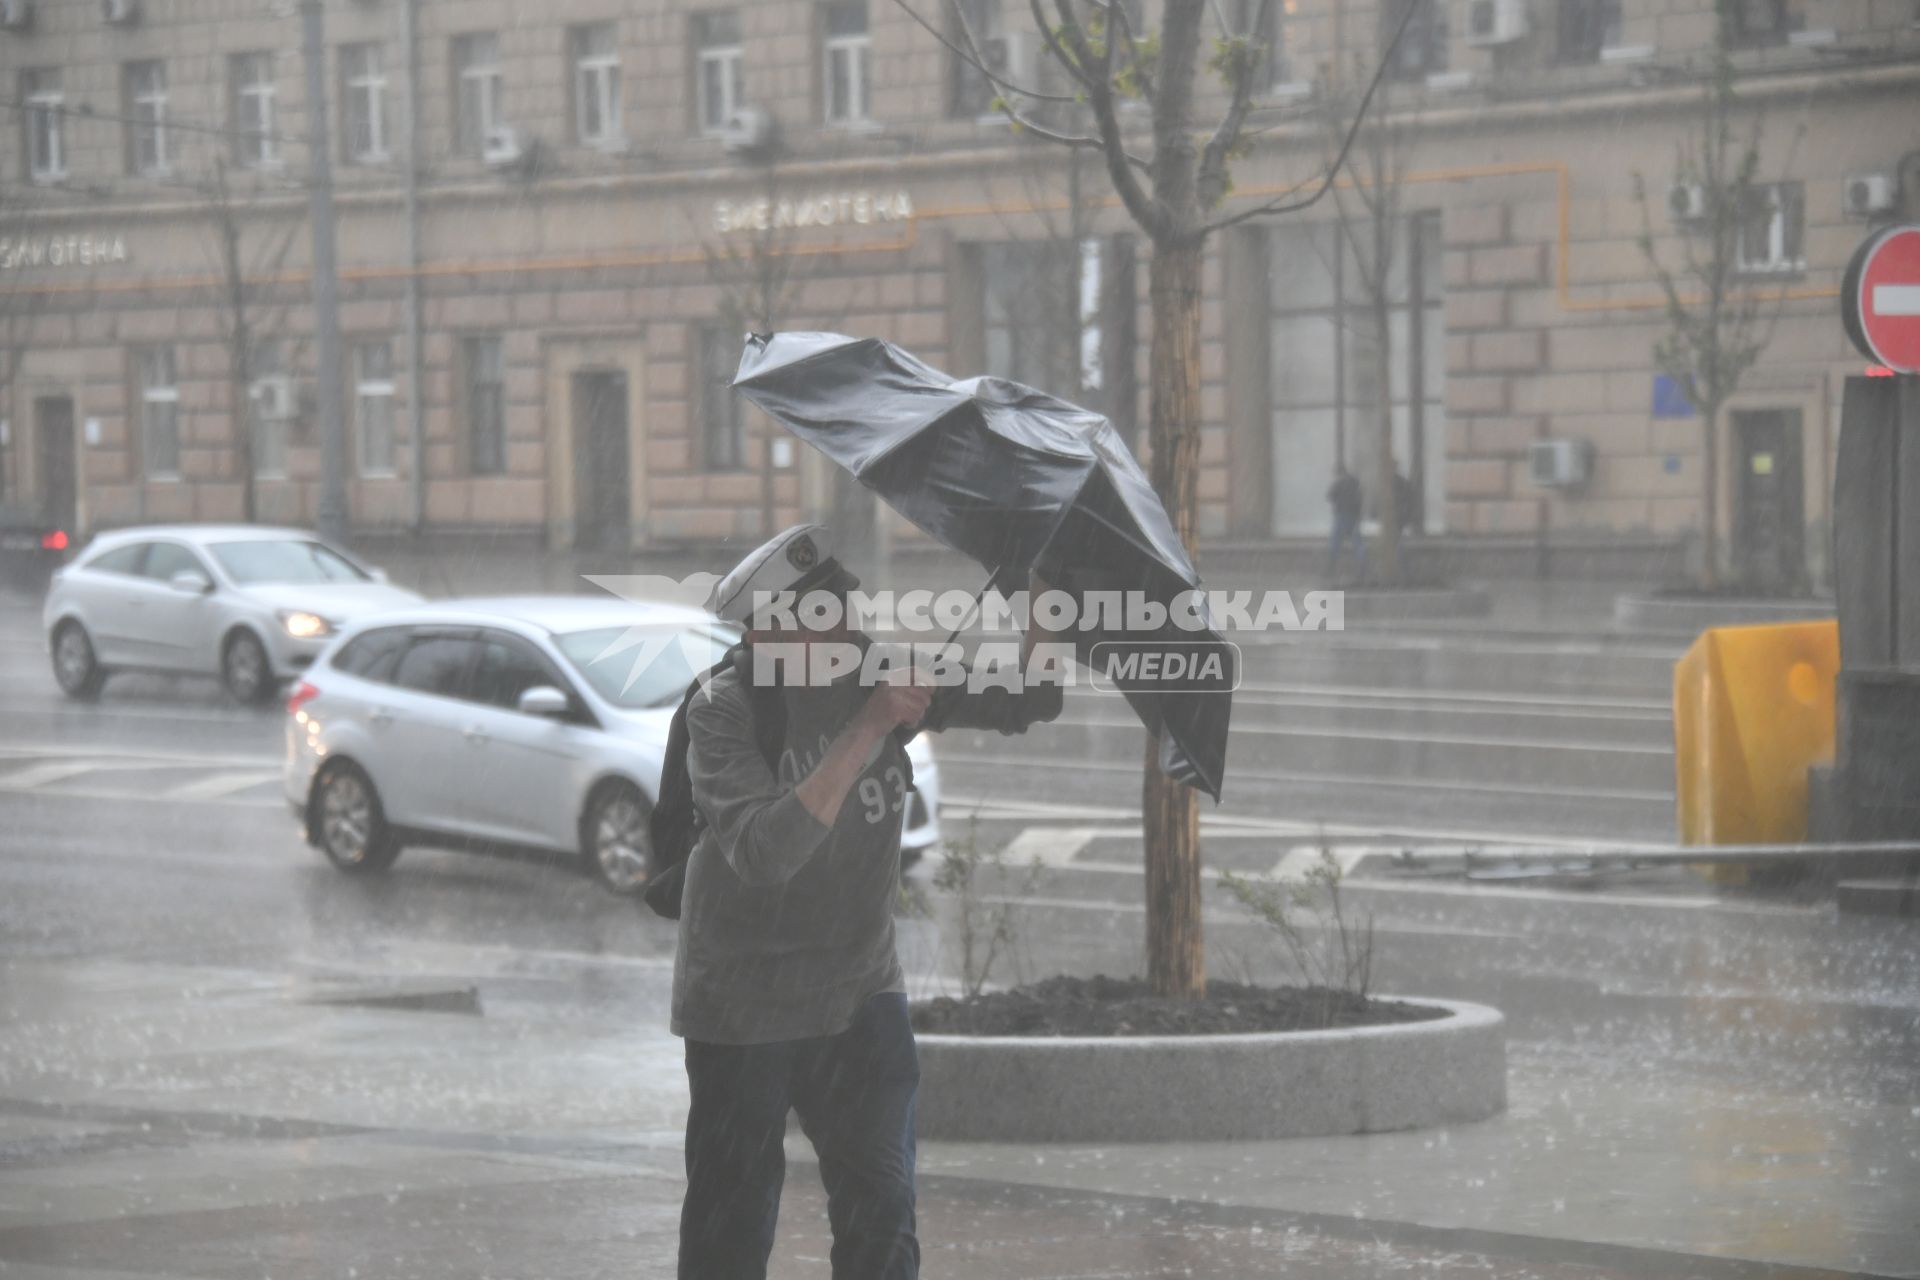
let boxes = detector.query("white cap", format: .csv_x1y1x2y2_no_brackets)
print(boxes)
707,523,854,624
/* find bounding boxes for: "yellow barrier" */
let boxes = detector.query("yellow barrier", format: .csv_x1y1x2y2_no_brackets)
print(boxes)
1674,620,1839,846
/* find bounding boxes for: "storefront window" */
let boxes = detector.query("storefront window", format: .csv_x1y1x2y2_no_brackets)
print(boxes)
138,347,180,480
465,336,506,475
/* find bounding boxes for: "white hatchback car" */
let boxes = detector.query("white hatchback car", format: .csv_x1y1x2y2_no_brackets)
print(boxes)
44,525,422,704
284,597,942,895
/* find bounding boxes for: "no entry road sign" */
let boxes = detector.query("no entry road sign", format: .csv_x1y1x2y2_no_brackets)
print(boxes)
1844,225,1920,374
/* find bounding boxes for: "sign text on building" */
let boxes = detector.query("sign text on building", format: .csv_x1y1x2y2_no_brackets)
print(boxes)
712,191,914,236
0,233,131,271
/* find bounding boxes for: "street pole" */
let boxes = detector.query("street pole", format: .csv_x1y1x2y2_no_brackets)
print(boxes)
301,0,350,546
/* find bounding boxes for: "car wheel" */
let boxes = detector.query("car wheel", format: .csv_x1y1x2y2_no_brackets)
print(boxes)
311,761,401,873
583,782,653,895
51,621,106,700
222,629,274,706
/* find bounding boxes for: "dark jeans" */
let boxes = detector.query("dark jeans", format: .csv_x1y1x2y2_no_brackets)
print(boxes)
679,992,920,1280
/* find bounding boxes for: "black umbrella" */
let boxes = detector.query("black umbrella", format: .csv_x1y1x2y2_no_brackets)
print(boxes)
733,331,1232,800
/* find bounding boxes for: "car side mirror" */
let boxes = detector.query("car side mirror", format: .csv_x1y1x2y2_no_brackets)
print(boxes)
368,566,390,584
517,685,571,718
170,570,213,594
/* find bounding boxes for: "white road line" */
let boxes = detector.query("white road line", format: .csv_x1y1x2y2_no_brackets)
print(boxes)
0,743,269,767
0,760,106,788
0,780,281,810
936,751,1673,804
165,770,282,801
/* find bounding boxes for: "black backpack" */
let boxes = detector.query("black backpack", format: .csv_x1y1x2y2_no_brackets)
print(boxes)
642,647,786,920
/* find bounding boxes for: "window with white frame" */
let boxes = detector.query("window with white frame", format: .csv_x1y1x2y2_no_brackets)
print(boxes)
572,23,623,148
355,341,397,477
1736,182,1805,275
694,11,744,135
124,61,170,176
138,347,180,479
949,0,1001,117
453,32,505,157
249,339,289,480
822,1,871,125
1233,0,1294,89
22,69,65,183
340,43,389,164
230,53,279,168
464,336,506,475
1557,0,1623,62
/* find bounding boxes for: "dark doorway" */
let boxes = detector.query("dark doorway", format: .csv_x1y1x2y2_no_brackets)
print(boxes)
33,396,77,532
1732,408,1805,594
572,370,630,552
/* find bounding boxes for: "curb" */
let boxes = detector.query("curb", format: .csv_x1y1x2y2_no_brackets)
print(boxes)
915,997,1506,1143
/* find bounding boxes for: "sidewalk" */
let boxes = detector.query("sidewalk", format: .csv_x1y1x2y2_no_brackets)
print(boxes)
3,947,1914,1279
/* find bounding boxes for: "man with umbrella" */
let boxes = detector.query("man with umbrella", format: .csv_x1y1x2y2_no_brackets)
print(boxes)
675,521,1062,1280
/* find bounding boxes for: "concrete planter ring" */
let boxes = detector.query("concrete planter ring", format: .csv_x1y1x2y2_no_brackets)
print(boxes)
913,997,1506,1143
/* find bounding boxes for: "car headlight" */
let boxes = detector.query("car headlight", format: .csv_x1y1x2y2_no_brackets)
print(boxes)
278,610,334,639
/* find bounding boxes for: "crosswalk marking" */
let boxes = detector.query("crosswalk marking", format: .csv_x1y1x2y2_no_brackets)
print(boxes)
165,770,281,801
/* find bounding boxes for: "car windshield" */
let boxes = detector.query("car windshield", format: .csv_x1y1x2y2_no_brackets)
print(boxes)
209,540,371,585
555,622,738,710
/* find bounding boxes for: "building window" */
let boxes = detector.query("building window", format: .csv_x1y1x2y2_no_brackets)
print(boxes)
698,326,746,471
340,43,389,164
21,69,65,183
464,336,505,475
230,53,279,169
1234,0,1294,88
1557,0,1623,63
949,0,1001,117
1736,182,1805,275
249,340,289,480
453,32,505,157
571,23,624,148
1264,215,1445,536
694,11,745,135
355,341,397,477
124,61,170,176
981,242,1085,393
1382,0,1448,81
822,1,871,125
137,347,180,480
1730,0,1794,45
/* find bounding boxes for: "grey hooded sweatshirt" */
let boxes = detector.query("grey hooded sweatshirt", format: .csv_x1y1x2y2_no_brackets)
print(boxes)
671,648,1062,1045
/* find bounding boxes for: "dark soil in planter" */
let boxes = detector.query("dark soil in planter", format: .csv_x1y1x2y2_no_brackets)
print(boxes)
911,975,1447,1037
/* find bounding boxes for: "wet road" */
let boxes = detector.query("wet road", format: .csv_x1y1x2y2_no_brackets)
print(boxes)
2,587,1917,1278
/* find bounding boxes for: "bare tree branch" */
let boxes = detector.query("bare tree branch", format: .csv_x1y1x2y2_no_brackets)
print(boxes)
1198,0,1273,209
1045,0,1170,239
1196,0,1423,236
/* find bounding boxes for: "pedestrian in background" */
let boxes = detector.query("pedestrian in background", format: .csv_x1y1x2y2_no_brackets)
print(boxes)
1327,462,1366,583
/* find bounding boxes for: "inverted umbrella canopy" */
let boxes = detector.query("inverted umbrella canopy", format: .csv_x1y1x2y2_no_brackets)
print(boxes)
733,331,1232,800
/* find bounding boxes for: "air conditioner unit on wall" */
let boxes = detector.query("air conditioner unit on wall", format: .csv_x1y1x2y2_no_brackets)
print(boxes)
980,31,1038,98
482,124,522,167
1668,182,1707,222
251,375,296,422
719,107,774,155
101,0,137,25
1844,172,1896,218
0,0,33,31
1465,0,1529,46
1530,440,1593,489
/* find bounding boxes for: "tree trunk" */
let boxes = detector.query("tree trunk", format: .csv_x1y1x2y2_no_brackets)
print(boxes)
1372,293,1399,584
1700,403,1720,589
1142,238,1205,1000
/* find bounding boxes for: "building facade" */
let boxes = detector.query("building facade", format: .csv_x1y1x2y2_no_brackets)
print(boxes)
2,0,1917,585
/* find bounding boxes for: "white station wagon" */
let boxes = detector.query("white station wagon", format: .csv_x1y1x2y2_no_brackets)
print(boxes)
43,525,422,704
284,597,943,895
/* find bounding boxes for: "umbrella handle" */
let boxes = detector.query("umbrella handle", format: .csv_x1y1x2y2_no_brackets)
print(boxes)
892,565,1006,749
